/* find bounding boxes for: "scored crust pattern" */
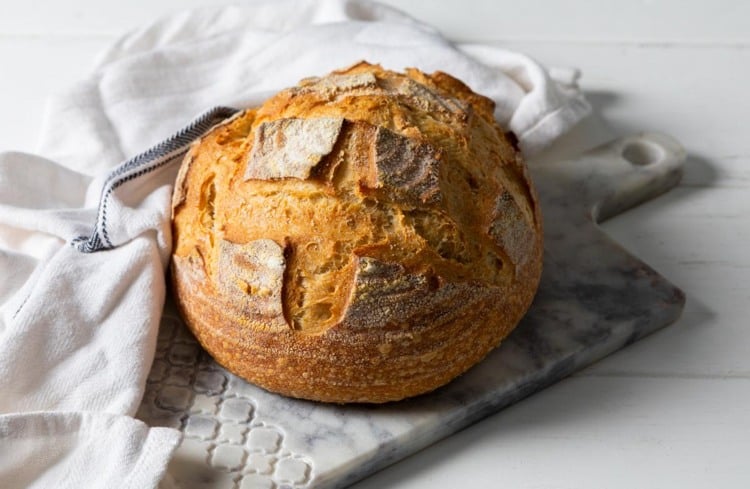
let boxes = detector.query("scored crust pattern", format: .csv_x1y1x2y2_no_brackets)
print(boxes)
170,62,543,403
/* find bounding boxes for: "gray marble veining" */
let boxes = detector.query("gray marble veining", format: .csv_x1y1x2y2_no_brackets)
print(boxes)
140,133,686,489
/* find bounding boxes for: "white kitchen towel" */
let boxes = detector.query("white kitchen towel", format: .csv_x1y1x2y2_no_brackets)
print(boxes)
0,0,592,487
0,412,179,489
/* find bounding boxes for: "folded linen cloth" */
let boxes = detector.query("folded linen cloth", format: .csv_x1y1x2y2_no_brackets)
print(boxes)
0,412,179,489
0,0,593,487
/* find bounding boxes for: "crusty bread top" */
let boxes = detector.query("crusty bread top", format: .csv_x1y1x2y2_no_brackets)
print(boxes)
170,62,542,402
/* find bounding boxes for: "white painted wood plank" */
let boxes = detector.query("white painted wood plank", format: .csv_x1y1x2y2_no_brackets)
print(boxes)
0,37,110,152
499,42,750,168
382,0,750,44
2,0,749,44
352,375,750,488
680,156,750,189
0,0,234,36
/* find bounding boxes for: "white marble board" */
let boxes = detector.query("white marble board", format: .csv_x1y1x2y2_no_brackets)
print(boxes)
138,132,686,489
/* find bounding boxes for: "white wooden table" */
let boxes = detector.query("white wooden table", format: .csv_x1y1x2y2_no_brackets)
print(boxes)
2,1,748,487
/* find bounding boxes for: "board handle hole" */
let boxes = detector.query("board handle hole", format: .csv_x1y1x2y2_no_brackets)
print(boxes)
622,140,664,166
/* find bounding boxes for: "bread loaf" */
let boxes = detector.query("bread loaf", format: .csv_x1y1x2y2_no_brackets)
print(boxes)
171,62,543,403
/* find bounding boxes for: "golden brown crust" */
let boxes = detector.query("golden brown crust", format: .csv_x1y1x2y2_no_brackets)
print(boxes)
171,62,543,403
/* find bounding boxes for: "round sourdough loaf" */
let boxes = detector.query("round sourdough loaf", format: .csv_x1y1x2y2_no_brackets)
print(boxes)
170,62,543,403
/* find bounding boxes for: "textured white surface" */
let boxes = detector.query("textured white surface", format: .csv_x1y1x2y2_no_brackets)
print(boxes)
1,1,748,488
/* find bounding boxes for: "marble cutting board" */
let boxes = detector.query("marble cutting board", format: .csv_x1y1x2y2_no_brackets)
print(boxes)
138,133,687,489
